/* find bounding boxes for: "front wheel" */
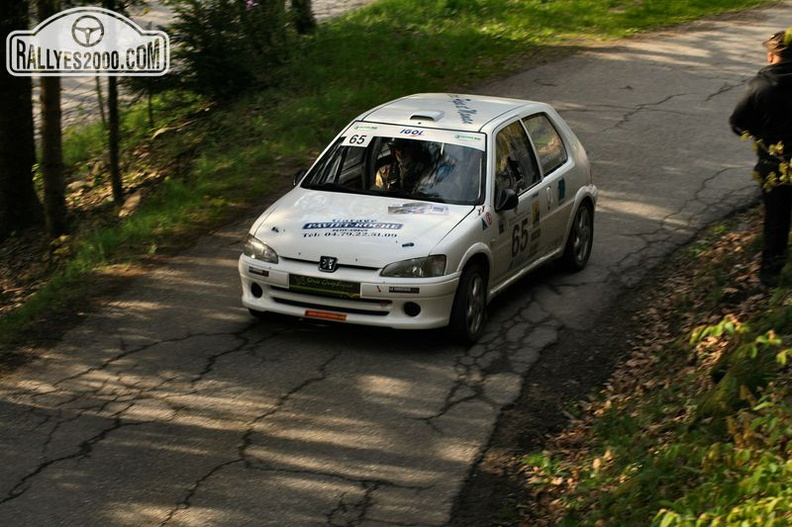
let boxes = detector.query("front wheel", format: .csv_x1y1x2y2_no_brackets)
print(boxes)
449,263,488,344
561,203,593,271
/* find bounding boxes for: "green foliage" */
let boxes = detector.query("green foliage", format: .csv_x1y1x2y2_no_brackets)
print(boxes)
655,391,792,526
520,209,792,526
693,317,786,426
690,314,747,344
168,0,292,98
62,122,107,168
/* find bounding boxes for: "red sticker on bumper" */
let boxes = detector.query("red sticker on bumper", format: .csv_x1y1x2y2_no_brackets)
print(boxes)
305,310,347,322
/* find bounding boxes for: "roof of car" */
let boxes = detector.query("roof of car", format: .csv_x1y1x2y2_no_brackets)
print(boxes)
357,93,548,133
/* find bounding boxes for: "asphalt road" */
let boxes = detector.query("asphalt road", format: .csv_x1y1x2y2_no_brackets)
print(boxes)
2,3,789,525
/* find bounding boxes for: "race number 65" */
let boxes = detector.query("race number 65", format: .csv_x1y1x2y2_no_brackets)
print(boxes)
511,218,529,257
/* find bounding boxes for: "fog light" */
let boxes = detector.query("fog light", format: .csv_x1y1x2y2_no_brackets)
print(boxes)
251,283,263,298
404,302,421,317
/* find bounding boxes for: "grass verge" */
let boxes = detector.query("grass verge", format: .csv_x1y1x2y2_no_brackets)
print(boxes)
518,206,792,526
0,0,777,350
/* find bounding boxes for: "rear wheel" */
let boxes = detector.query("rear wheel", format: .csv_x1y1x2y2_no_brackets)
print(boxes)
561,203,593,271
449,263,488,344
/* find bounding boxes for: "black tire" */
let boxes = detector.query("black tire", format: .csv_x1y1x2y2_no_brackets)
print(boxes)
449,263,488,344
561,203,593,272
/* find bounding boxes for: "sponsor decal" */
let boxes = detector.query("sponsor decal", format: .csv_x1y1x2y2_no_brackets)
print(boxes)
481,206,493,230
529,201,541,256
302,219,402,239
248,266,269,277
289,275,360,299
388,286,420,294
341,122,485,151
449,95,477,125
305,310,347,322
388,203,449,215
454,133,483,143
303,219,402,230
6,7,169,77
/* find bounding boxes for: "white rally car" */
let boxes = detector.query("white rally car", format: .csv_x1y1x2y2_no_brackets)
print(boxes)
239,93,597,343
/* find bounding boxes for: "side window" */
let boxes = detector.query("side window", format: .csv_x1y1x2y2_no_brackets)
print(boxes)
494,121,540,197
523,114,568,175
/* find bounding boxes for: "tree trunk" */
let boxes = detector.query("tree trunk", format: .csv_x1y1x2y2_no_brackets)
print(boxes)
39,0,68,238
40,74,69,237
95,76,107,130
108,75,124,204
0,0,43,242
291,0,315,34
105,0,123,204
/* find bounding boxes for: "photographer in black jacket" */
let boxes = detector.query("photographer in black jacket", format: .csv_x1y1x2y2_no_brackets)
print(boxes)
730,28,792,286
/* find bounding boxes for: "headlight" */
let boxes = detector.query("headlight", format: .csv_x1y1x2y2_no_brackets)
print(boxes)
381,255,446,278
243,234,278,263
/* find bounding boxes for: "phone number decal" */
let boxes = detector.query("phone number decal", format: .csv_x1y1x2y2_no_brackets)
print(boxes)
302,219,402,238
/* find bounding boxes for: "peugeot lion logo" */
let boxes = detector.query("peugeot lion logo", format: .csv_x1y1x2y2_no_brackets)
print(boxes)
71,15,104,47
319,256,338,273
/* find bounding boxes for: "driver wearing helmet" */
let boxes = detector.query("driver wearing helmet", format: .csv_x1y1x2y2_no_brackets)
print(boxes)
374,139,434,191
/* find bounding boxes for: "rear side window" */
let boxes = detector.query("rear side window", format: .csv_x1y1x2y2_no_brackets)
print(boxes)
523,114,568,175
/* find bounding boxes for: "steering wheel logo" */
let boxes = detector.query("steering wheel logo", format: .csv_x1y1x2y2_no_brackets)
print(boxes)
71,15,104,47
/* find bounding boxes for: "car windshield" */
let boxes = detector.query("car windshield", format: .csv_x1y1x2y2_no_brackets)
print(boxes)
302,125,485,205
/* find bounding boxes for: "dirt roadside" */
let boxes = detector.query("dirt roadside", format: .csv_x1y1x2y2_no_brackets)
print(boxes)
450,204,764,525
450,264,648,525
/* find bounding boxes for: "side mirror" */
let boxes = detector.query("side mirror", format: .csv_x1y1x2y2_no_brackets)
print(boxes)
293,168,308,186
495,188,518,211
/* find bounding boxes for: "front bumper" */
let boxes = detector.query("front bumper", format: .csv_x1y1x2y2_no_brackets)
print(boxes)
238,256,460,330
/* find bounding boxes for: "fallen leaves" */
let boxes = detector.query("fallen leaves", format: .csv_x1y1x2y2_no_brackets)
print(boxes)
518,206,772,526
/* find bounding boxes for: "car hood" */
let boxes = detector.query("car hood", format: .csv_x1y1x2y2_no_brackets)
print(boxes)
250,190,474,268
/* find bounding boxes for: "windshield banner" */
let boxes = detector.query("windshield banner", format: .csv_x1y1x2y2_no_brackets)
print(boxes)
342,122,486,151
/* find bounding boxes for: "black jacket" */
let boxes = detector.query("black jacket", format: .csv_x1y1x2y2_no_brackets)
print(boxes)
730,61,792,162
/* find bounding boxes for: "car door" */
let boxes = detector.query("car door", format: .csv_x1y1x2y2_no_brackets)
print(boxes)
522,113,575,258
490,119,543,285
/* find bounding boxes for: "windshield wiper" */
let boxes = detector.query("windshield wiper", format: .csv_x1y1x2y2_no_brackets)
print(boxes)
388,189,447,203
411,191,446,203
306,182,355,193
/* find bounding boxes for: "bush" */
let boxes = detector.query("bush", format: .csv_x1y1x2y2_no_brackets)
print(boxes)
655,388,792,526
169,0,292,99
